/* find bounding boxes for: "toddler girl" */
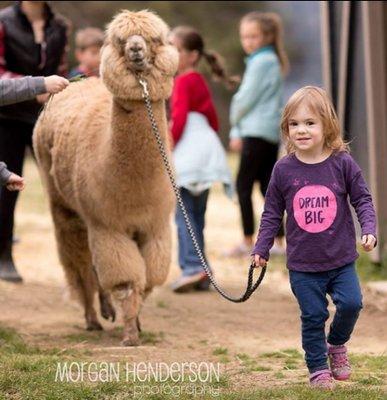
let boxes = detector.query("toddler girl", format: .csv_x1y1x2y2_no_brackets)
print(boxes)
252,86,377,389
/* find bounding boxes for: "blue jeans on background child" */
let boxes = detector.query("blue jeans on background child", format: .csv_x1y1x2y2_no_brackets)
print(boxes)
289,262,363,373
175,187,210,277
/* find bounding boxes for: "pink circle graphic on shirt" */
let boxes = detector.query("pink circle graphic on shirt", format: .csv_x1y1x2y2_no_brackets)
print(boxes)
293,185,337,233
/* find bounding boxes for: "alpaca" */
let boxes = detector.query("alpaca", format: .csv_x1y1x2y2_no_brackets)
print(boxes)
33,10,178,346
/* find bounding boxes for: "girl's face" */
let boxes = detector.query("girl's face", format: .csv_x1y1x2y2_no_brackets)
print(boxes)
168,33,199,74
288,104,325,156
239,20,265,54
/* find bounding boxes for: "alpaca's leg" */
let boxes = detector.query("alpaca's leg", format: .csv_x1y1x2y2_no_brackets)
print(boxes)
94,266,116,322
88,228,147,346
140,225,172,293
112,283,142,346
51,203,102,331
98,290,116,322
91,263,116,322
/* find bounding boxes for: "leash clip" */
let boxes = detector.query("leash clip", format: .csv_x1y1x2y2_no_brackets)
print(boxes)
138,77,149,99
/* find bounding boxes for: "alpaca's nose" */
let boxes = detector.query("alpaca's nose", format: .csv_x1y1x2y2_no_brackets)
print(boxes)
127,35,146,54
130,43,143,53
125,35,149,72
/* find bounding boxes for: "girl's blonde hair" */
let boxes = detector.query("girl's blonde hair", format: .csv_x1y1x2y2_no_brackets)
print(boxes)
281,86,349,154
241,11,289,75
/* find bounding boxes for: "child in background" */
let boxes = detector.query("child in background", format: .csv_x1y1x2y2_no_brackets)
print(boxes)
252,86,377,389
226,12,289,258
169,26,235,293
68,27,104,78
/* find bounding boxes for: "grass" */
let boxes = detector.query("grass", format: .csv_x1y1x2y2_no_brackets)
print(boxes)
139,330,165,345
212,348,230,364
356,251,387,281
236,352,272,372
236,349,303,373
63,328,164,346
0,324,386,399
212,347,228,356
64,331,105,344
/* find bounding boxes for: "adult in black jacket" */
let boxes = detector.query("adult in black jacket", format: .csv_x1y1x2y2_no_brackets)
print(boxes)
0,1,70,282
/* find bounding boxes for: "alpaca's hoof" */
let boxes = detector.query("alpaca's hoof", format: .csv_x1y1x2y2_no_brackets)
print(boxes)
100,296,116,322
121,335,140,347
86,320,104,331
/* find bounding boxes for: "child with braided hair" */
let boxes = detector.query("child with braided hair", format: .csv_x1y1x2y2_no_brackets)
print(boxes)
168,25,234,292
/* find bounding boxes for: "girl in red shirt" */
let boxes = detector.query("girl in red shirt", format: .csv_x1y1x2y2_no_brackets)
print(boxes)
169,26,234,293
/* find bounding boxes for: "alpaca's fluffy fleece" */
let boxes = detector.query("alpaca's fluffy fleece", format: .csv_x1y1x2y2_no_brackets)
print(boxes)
33,10,178,344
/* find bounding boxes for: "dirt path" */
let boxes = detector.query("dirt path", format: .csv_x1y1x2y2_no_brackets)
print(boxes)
1,159,386,386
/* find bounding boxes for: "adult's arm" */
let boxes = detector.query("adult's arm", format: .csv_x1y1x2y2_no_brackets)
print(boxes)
0,76,46,106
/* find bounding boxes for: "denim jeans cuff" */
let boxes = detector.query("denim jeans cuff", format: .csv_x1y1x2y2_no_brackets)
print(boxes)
327,337,347,346
309,364,329,374
182,267,205,277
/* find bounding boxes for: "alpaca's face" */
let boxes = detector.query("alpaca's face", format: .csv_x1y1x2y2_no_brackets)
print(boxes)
112,32,163,73
100,10,178,101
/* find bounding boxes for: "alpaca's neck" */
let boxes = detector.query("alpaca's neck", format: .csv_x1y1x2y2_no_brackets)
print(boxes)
107,98,167,171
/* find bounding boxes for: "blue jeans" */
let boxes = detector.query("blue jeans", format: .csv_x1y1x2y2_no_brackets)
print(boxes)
175,188,210,277
289,262,363,373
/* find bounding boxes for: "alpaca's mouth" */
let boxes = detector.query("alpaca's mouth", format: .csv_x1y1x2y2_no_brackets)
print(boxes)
132,56,144,65
127,57,149,72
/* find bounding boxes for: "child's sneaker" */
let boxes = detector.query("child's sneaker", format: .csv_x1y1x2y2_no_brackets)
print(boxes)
309,369,335,389
171,272,207,293
328,343,351,380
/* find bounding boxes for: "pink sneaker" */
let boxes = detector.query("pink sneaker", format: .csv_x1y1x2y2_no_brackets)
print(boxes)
328,344,351,380
309,369,335,389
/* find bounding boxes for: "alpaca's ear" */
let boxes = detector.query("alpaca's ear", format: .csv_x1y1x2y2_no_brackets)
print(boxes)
154,45,179,77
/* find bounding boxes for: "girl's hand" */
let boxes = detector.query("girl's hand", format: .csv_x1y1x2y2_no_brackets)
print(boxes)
6,173,25,191
44,75,70,94
252,254,267,268
361,234,376,252
229,138,243,152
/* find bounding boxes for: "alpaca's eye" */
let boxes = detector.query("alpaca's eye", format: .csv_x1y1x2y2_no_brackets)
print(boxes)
114,37,126,49
151,37,162,46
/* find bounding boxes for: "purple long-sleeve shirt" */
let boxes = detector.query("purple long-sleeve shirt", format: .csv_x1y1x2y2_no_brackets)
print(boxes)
252,152,377,272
